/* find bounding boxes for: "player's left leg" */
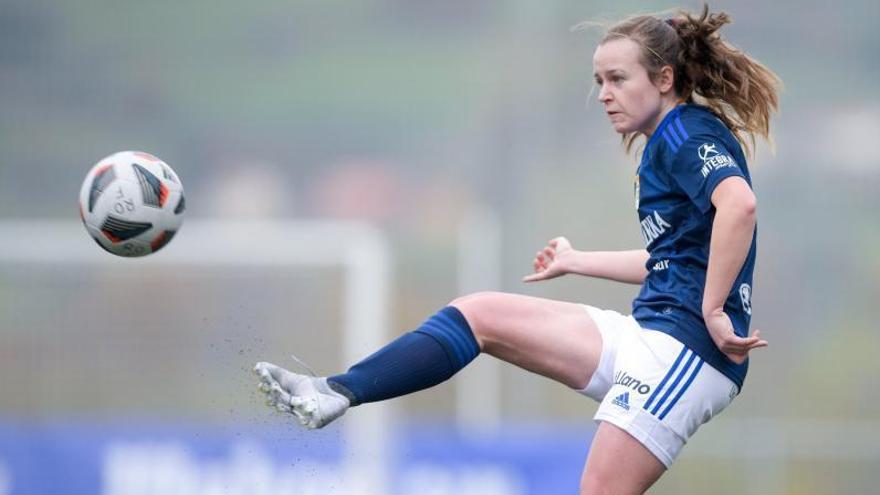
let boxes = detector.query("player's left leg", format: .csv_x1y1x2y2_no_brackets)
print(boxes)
579,421,665,495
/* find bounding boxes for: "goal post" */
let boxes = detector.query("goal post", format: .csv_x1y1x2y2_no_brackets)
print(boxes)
0,218,392,495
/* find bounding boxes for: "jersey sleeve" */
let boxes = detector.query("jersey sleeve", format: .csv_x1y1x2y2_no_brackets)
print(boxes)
667,134,746,213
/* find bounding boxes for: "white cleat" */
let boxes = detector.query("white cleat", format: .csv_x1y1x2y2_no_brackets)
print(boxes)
253,361,350,429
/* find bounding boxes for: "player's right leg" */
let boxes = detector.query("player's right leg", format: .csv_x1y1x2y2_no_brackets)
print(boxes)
255,291,608,427
254,362,350,429
579,421,666,495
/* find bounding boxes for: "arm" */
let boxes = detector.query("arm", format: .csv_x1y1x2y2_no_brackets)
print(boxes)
702,177,768,363
522,237,649,285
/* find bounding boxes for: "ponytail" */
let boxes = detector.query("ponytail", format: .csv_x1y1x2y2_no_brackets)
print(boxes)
599,4,782,156
670,5,781,155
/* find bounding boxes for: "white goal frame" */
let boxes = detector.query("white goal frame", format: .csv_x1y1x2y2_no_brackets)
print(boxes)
0,219,392,495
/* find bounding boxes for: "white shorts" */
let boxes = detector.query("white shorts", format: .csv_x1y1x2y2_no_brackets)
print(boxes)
577,305,738,468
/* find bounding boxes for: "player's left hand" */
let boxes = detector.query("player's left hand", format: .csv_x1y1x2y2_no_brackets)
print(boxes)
703,308,768,364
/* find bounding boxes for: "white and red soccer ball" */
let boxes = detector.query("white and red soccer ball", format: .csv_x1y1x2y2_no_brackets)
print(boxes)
78,151,185,257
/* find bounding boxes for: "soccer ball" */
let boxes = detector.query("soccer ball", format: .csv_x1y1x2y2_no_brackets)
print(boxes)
78,151,185,257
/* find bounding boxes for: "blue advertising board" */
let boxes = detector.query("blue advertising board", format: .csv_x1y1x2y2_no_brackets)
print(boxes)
0,420,594,494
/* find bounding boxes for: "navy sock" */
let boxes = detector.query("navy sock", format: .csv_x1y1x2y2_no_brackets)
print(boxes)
327,306,480,406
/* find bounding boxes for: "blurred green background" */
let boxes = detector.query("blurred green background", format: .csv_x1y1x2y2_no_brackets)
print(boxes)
1,1,878,494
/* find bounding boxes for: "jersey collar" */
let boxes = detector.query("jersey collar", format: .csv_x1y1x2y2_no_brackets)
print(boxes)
645,104,687,150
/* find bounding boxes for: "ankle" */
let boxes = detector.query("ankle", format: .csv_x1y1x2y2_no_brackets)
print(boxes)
327,377,359,406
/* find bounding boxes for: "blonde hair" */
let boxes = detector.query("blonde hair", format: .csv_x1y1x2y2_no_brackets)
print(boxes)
593,4,782,156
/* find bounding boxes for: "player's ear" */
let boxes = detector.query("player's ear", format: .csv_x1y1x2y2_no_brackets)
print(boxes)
656,65,675,93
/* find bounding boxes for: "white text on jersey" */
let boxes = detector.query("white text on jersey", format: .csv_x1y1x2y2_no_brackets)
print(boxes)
652,259,670,271
640,211,672,247
700,154,737,178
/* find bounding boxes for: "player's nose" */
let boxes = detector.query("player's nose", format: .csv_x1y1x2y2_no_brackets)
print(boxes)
597,83,612,103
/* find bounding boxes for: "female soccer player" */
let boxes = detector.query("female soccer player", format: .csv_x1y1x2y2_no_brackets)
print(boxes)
255,6,780,493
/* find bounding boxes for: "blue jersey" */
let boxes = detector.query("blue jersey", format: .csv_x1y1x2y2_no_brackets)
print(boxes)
632,104,755,390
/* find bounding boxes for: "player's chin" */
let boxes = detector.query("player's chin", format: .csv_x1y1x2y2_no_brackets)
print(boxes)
608,119,634,134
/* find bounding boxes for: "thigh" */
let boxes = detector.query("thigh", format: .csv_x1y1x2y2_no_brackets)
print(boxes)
450,292,602,389
580,421,666,495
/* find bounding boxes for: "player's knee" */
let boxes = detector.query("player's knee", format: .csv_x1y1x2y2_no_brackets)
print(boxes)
449,291,507,346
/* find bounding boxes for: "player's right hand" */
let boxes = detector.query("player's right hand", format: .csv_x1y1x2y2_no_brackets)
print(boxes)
523,236,574,282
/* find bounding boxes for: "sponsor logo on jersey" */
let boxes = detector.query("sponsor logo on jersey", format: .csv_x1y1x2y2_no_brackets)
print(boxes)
639,211,672,247
652,259,670,271
739,283,752,315
614,371,652,395
611,392,631,410
698,142,719,161
698,142,738,178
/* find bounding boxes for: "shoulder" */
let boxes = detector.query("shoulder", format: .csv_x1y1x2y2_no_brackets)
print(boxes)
677,106,733,143
679,105,727,131
661,106,743,162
